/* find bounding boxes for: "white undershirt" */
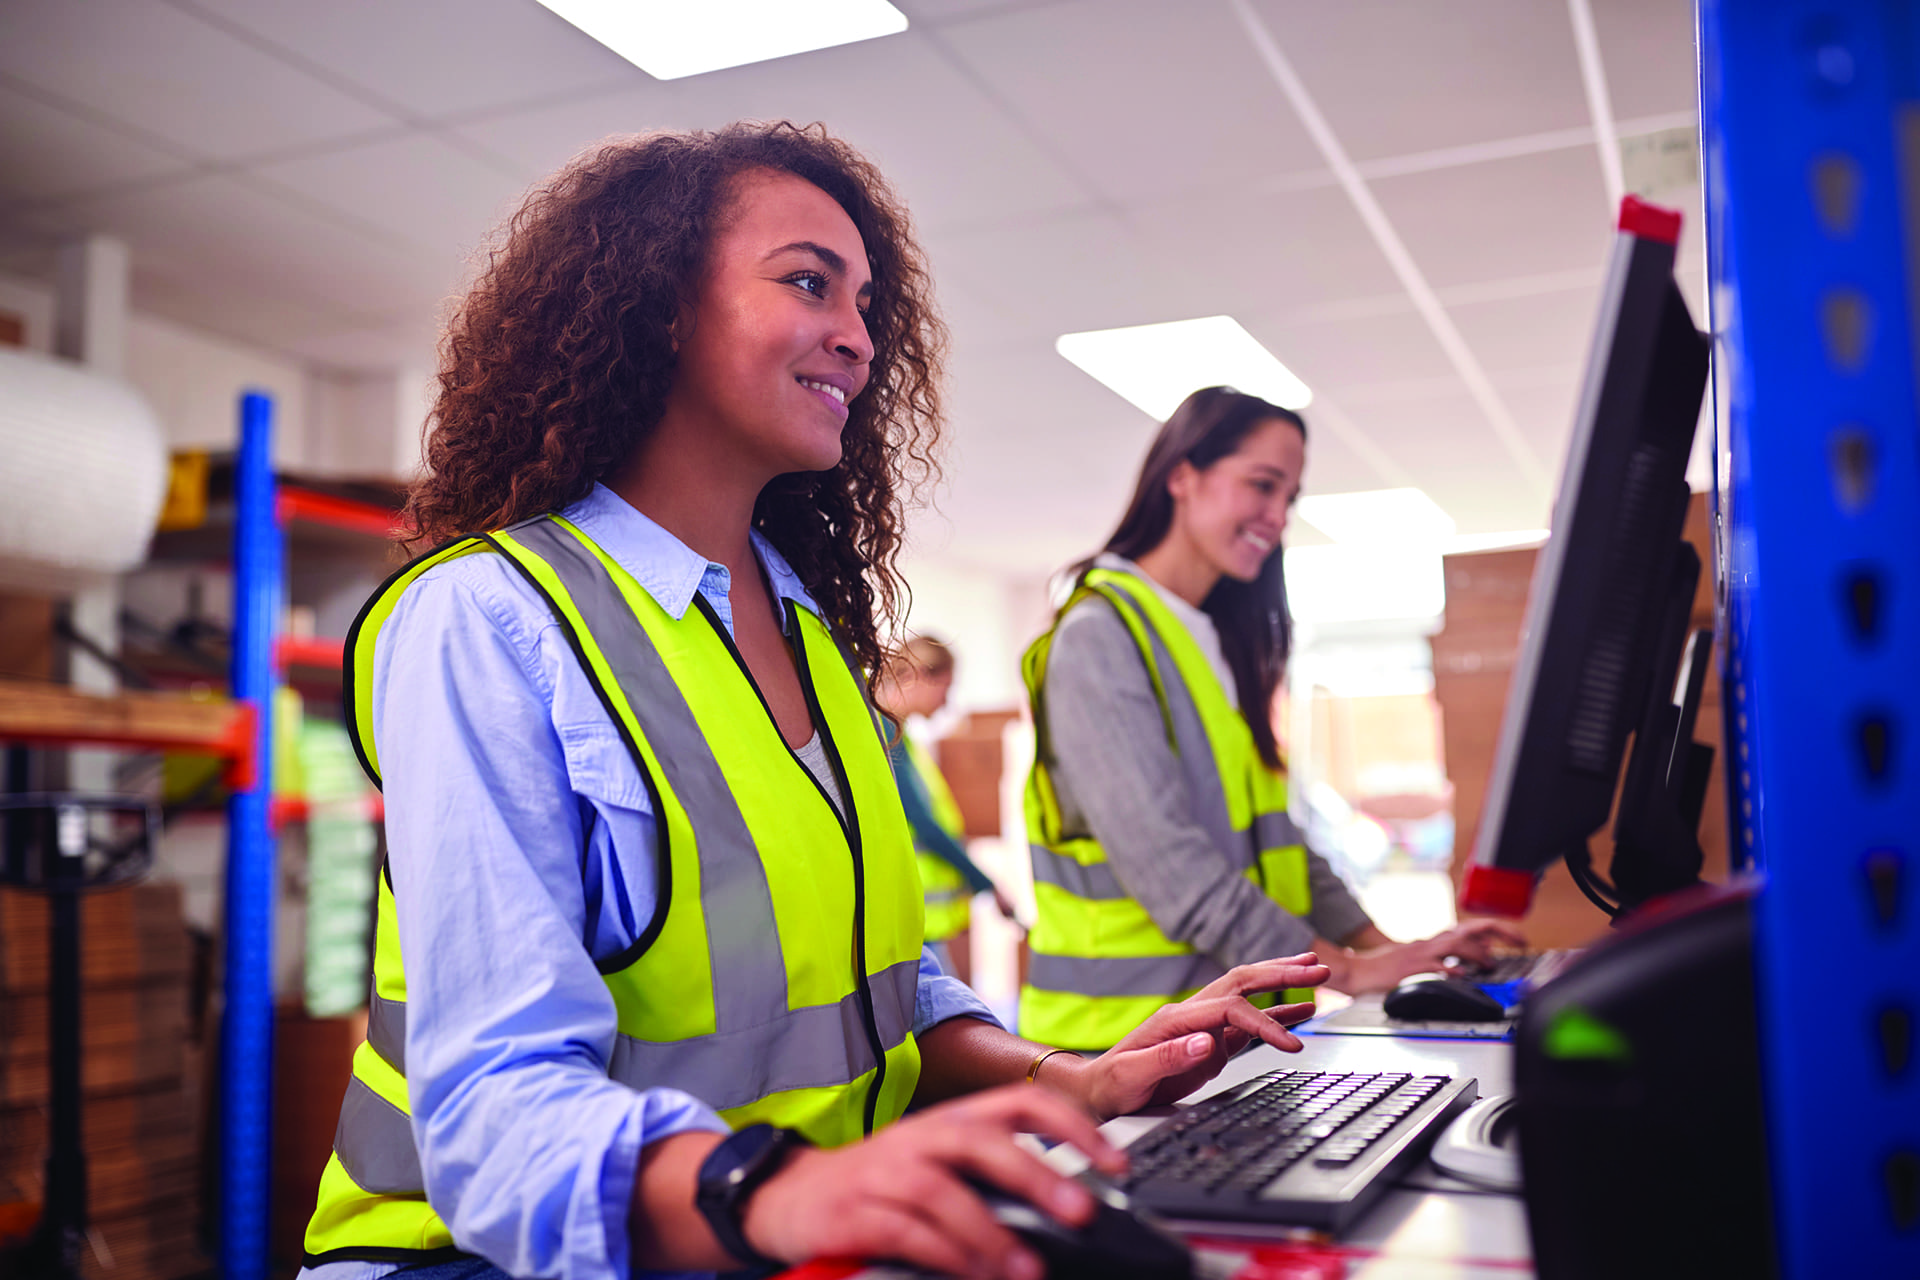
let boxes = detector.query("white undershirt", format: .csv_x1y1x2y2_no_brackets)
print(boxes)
792,730,847,816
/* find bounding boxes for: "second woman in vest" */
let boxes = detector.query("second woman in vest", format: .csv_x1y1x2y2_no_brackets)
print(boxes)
1021,386,1523,1050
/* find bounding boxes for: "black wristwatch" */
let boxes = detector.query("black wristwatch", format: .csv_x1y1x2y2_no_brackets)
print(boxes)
694,1123,812,1270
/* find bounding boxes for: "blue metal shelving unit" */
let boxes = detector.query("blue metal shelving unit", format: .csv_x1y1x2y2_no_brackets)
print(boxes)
221,391,282,1280
1700,2,1920,1269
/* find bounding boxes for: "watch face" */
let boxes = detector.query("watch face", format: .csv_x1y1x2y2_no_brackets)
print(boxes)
702,1124,778,1196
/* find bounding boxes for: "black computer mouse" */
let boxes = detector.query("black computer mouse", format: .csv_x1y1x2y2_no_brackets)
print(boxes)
964,1175,1193,1280
1383,972,1510,1022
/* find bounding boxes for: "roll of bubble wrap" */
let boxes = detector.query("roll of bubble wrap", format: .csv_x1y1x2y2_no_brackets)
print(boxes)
0,345,168,596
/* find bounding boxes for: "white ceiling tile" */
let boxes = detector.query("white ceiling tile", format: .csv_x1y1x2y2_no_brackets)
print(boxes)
1254,0,1591,160
933,338,1162,563
1289,411,1403,500
1591,0,1700,122
1371,146,1614,290
0,83,191,206
452,32,1086,232
1353,391,1547,532
181,0,644,121
892,0,1056,23
0,0,394,160
922,208,1178,344
1125,181,1402,317
1446,280,1603,376
252,134,533,260
1497,375,1582,482
1242,305,1454,397
439,84,688,182
933,0,1325,204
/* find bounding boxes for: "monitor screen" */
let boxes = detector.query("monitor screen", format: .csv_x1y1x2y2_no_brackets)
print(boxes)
1460,197,1713,921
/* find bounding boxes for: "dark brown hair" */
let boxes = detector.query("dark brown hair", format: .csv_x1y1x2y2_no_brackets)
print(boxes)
403,121,945,678
1091,386,1306,768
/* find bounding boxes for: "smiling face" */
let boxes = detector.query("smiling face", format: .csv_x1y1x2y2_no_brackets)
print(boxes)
666,168,875,477
1166,417,1307,584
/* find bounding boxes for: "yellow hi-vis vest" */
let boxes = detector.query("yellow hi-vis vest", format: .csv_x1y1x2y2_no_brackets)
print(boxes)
1018,567,1314,1051
904,733,973,942
304,514,925,1268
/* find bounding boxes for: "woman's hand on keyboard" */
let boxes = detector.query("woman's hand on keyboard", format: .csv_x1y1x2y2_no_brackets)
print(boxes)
1322,919,1529,994
1080,953,1330,1119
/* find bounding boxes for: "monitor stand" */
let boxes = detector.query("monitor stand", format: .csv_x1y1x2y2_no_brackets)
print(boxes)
1564,540,1716,921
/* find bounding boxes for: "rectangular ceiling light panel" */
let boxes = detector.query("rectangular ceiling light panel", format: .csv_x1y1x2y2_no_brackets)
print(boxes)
535,0,908,80
1295,488,1456,549
1055,316,1313,422
1285,545,1446,625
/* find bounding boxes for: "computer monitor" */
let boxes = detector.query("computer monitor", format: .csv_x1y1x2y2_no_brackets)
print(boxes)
1460,196,1714,922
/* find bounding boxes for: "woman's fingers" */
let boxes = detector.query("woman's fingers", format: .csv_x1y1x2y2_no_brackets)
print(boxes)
1270,1000,1318,1027
962,1085,1127,1176
881,1165,1029,1276
1463,918,1529,948
1219,997,1304,1051
843,1200,1009,1280
1142,994,1307,1054
1195,955,1332,1002
939,1130,1099,1229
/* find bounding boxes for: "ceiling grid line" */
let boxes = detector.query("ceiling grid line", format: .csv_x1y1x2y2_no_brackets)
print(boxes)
1296,392,1419,489
1227,0,1552,498
158,0,537,183
915,27,1122,220
1566,0,1626,212
0,119,422,219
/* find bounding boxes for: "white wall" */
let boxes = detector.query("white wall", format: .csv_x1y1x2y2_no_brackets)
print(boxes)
304,365,433,479
894,556,1055,722
3,268,312,464
2,270,426,480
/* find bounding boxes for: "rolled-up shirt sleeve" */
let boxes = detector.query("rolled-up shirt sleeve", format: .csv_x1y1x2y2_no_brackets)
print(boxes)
375,567,727,1280
912,945,1003,1034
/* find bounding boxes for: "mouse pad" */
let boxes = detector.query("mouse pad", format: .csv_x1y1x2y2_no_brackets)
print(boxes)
1304,997,1514,1041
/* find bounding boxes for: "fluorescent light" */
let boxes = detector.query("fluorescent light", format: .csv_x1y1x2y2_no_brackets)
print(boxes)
1296,488,1456,548
534,0,907,80
1443,529,1551,555
1055,316,1312,420
1285,545,1446,624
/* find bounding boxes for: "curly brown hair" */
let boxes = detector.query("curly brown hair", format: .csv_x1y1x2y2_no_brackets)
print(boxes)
405,121,946,677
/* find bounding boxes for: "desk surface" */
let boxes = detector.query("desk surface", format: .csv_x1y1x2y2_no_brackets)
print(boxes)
1091,1030,1529,1279
782,1030,1530,1280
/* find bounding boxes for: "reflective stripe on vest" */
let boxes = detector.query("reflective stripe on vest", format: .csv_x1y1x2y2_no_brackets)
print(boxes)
904,733,973,941
308,515,924,1265
1018,568,1313,1050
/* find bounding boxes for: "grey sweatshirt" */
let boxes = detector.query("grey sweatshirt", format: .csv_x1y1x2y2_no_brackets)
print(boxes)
1040,590,1375,968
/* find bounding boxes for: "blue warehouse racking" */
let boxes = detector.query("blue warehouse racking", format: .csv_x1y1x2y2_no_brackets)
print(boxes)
1701,1,1920,1270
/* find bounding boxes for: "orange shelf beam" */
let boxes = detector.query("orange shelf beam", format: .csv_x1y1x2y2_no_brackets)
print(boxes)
0,679,257,789
276,486,404,539
276,635,346,672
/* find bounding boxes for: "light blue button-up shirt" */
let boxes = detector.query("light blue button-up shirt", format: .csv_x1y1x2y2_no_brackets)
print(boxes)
302,483,998,1280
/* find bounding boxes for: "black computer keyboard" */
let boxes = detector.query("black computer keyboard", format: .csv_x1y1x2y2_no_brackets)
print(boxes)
1462,949,1575,987
1119,1070,1478,1231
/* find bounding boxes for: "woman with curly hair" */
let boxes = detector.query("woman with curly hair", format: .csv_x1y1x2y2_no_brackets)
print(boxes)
298,122,1328,1280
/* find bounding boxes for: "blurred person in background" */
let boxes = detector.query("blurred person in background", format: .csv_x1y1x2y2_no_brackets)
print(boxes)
301,126,1333,1280
1019,385,1523,1050
875,634,1019,987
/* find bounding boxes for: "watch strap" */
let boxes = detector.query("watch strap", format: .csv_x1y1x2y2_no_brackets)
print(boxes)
694,1124,810,1270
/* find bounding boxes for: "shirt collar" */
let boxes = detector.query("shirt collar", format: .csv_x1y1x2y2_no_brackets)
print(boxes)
558,483,822,637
